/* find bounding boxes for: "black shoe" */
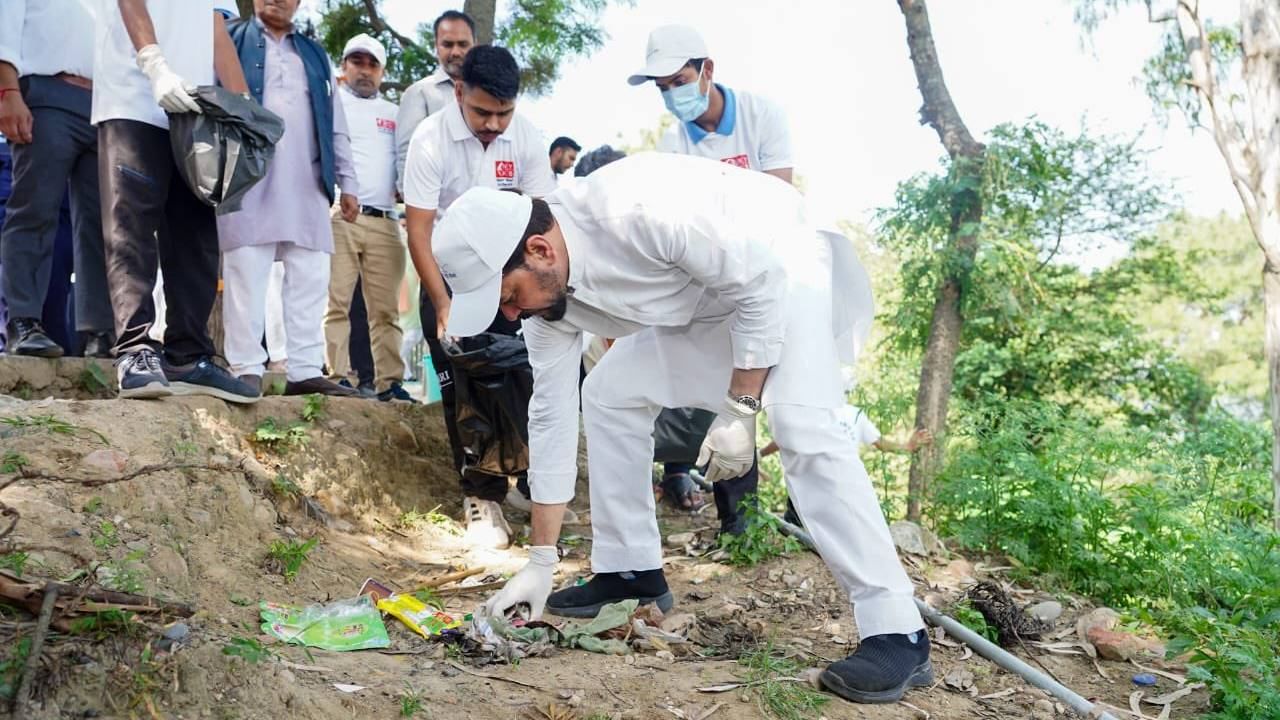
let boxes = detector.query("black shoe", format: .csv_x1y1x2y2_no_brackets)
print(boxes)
546,569,674,618
339,378,377,399
285,376,359,397
6,318,63,358
162,356,260,404
376,381,418,403
82,331,116,359
820,632,933,704
116,348,171,399
782,497,803,528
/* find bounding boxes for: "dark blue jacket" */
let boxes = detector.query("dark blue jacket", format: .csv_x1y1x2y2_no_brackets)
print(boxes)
227,18,337,203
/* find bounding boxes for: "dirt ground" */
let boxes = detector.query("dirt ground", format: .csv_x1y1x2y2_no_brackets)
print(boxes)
0,380,1210,720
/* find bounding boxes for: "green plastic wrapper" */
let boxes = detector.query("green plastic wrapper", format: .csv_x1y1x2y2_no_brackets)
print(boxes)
260,596,390,651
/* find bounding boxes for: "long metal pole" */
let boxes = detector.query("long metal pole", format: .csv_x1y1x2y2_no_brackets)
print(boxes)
768,512,1120,720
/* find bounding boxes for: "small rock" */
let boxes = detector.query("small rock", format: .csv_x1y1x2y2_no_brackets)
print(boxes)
188,509,213,529
889,520,930,556
148,546,189,584
556,689,574,700
332,519,354,533
278,669,296,684
567,694,582,708
1076,607,1121,643
943,668,974,692
80,449,128,475
441,666,460,678
235,484,255,512
655,650,675,662
326,419,348,432
126,540,150,552
1027,600,1064,623
284,526,297,537
1086,627,1165,661
800,667,824,690
64,528,82,537
703,602,745,622
163,622,190,641
665,532,694,547
1032,698,1056,719
830,636,848,645
782,573,801,586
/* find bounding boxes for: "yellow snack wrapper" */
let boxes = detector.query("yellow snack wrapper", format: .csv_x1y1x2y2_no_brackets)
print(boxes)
376,594,465,638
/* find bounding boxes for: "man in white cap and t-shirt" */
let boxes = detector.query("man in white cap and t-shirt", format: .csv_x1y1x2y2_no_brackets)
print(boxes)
442,152,931,704
630,25,793,183
324,34,414,402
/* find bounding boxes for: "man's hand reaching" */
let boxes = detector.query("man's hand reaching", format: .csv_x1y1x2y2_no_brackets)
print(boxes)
479,545,558,620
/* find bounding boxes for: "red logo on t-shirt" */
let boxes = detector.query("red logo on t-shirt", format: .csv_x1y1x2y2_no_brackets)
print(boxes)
494,160,516,179
376,118,396,131
720,154,750,169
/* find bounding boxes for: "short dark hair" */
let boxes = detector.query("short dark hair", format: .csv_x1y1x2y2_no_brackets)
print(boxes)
574,145,627,178
686,58,706,74
503,198,556,273
433,10,476,38
460,45,520,100
549,136,581,154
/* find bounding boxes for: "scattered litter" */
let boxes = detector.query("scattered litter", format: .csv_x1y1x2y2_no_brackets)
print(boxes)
1132,673,1158,686
260,596,389,651
377,593,466,638
1142,683,1204,706
1128,659,1187,685
332,683,365,693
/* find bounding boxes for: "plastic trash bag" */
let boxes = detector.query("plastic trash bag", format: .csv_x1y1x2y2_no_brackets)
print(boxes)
445,333,534,477
168,85,285,215
652,407,716,464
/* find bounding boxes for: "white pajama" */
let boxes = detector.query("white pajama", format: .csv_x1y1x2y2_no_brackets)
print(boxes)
223,243,329,382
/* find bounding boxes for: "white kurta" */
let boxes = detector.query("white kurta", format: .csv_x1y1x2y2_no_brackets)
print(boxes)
523,153,920,639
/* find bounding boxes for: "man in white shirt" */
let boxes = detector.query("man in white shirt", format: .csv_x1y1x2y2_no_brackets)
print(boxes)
403,45,558,549
93,0,259,403
629,25,793,184
628,24,795,532
548,136,580,176
325,34,412,402
395,10,475,193
0,0,115,358
449,153,930,705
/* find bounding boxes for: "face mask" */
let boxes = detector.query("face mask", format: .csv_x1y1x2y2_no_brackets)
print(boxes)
662,66,709,122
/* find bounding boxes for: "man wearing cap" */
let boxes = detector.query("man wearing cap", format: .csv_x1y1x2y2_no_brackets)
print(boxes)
221,0,361,398
395,10,475,193
629,24,794,532
630,25,792,183
452,153,930,704
403,45,558,549
324,34,415,403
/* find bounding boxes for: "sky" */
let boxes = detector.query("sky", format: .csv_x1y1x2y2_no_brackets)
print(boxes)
337,0,1243,230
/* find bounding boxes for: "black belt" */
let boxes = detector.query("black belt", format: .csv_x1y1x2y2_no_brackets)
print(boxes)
360,206,397,219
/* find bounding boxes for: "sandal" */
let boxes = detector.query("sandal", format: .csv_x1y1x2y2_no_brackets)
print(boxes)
657,472,707,511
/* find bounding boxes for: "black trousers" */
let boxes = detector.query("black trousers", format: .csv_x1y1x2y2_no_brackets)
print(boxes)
421,287,524,503
99,119,218,364
348,277,375,387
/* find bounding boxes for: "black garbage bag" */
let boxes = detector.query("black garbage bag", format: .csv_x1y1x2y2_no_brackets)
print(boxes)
652,407,716,464
446,333,534,477
168,86,285,215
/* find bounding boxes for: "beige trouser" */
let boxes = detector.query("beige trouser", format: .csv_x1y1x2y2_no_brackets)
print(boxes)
324,213,406,391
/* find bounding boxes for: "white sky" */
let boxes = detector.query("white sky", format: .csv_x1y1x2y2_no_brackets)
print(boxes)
359,0,1242,229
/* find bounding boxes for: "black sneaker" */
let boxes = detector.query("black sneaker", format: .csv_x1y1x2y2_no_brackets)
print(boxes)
163,356,260,404
6,318,63,358
338,378,377,399
377,381,418,403
116,348,171,399
820,632,933,704
546,569,674,618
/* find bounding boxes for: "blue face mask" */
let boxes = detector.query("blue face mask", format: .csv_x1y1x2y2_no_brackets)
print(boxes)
661,67,709,122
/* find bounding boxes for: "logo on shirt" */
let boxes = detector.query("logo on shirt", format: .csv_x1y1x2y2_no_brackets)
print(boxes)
494,160,516,180
376,118,396,134
720,154,750,169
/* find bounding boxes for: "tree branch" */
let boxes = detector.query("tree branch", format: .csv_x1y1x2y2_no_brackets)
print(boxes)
897,0,985,159
360,0,424,53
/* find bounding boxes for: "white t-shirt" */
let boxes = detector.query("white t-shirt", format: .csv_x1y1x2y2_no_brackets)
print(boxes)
92,0,228,129
834,405,881,449
403,101,558,213
339,87,398,210
658,86,792,173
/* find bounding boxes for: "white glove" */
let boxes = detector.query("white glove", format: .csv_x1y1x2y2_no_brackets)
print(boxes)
479,545,557,620
696,397,758,483
135,44,201,114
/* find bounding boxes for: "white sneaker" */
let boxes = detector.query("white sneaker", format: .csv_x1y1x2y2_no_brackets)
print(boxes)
504,487,580,524
463,497,512,549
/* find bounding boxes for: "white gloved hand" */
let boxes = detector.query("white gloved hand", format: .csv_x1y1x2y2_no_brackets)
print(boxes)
135,44,201,114
696,397,758,483
479,545,558,620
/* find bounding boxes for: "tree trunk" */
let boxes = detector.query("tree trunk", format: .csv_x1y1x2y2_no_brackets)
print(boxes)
235,0,254,21
463,0,497,45
897,0,985,522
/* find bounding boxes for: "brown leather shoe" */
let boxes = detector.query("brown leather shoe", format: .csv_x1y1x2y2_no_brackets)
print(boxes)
283,376,359,397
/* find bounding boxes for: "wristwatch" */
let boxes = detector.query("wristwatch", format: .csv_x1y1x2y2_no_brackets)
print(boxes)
727,393,762,416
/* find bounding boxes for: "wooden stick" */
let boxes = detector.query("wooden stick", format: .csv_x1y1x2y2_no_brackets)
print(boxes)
437,579,506,596
419,567,484,588
446,660,550,690
13,586,57,714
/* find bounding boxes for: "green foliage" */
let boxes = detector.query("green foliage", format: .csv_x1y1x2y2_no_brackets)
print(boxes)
0,414,108,444
736,642,828,720
270,474,302,501
0,451,27,474
717,496,801,567
410,587,443,610
399,683,424,717
99,550,148,594
264,537,319,581
397,505,458,534
223,636,276,664
0,552,28,577
252,417,309,450
82,496,103,514
78,363,111,394
70,609,141,639
1141,21,1242,129
950,601,1000,644
301,394,327,423
92,520,120,550
0,637,31,699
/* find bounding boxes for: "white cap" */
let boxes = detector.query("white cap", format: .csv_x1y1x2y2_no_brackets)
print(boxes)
434,188,533,337
342,33,387,67
627,25,707,86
